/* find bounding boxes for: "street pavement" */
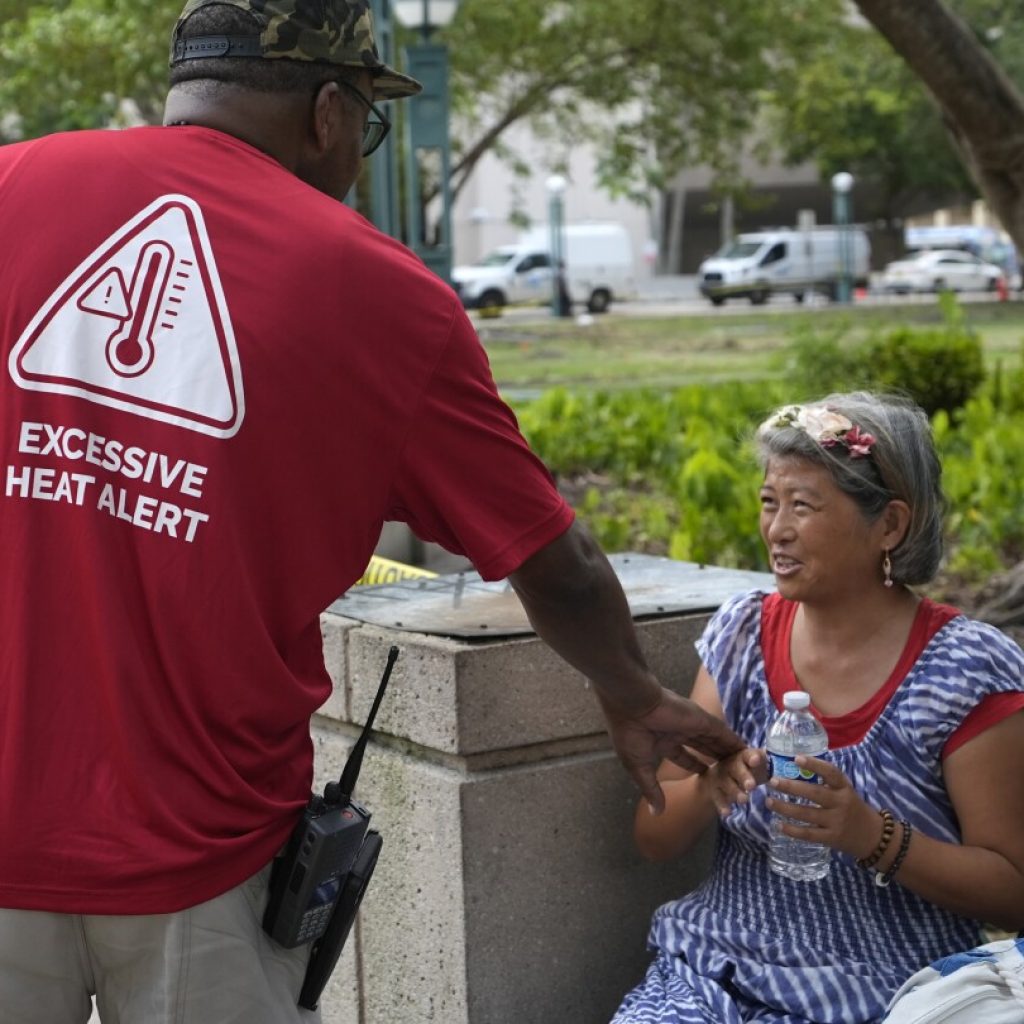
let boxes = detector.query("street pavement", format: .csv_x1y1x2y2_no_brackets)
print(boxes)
468,274,1011,325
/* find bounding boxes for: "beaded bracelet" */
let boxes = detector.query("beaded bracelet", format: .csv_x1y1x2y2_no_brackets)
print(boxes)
875,820,913,888
857,809,896,870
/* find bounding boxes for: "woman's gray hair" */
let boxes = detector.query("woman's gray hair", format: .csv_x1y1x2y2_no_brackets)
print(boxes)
755,391,945,585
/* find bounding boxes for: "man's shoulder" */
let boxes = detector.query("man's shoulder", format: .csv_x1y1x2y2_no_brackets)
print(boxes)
320,206,461,309
0,128,98,163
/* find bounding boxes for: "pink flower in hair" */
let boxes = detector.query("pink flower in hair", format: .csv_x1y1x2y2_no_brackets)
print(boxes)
845,425,876,459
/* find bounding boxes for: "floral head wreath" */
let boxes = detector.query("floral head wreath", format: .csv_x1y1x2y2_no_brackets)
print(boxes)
758,404,876,459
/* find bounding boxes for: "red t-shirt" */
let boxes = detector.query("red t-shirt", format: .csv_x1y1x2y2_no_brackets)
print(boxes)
0,126,574,913
761,593,1024,754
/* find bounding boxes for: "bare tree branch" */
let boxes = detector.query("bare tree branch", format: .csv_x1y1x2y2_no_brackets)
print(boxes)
449,84,550,205
447,43,653,206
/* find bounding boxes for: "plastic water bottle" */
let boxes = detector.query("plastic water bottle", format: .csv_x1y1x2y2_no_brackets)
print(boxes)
767,691,830,881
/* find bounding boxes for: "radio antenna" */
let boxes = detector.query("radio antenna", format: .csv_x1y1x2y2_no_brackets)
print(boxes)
330,645,399,805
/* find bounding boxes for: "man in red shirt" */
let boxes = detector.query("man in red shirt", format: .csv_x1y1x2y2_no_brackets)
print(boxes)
0,1,741,1020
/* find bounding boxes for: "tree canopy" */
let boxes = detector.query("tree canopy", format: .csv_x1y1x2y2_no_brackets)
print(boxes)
445,0,845,205
0,0,171,139
0,0,848,202
767,19,975,221
1,0,1022,244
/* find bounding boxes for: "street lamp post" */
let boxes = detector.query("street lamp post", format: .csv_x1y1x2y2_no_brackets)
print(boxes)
831,171,855,304
546,174,571,317
394,0,460,285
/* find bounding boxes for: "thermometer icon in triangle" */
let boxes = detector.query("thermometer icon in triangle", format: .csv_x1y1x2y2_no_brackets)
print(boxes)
9,195,245,438
80,240,175,378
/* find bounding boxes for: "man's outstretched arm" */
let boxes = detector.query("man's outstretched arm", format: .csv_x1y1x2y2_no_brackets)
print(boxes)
507,521,744,812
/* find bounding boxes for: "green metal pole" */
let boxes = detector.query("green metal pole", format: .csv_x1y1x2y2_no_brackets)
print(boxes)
403,42,453,285
368,0,401,238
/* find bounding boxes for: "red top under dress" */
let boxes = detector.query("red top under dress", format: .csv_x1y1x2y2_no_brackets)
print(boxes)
760,592,1024,756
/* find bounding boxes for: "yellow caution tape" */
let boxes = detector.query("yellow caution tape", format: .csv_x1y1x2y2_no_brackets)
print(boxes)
355,555,438,586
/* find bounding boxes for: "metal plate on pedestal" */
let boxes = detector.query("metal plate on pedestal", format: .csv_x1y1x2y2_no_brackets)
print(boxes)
329,553,774,639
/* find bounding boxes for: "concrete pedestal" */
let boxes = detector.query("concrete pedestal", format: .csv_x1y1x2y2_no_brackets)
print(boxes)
314,610,718,1024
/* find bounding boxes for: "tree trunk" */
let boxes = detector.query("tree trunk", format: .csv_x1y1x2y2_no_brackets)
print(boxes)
854,0,1024,253
663,188,686,275
854,0,1024,625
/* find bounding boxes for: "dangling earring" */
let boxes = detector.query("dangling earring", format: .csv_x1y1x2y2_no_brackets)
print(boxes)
883,550,894,588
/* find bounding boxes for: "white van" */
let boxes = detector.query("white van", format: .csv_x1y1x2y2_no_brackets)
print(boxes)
452,222,636,314
698,228,871,305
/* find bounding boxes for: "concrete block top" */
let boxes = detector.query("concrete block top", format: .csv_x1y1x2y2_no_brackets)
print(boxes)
320,555,773,760
329,553,774,639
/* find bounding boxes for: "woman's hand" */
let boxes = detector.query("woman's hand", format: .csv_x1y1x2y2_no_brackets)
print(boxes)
603,687,744,813
765,755,883,860
699,747,770,817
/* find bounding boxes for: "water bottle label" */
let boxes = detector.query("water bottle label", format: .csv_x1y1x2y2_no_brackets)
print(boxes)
769,752,822,784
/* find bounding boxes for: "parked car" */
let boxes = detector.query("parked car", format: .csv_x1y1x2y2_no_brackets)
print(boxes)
881,249,1004,293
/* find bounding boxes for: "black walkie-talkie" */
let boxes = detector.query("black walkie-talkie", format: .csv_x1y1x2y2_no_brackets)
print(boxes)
298,826,383,1010
263,646,398,956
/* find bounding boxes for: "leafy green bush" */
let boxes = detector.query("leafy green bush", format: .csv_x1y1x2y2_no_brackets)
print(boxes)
933,394,1024,577
779,318,870,397
514,369,1023,583
780,294,985,417
513,383,781,569
988,343,1024,414
864,328,984,417
514,383,788,482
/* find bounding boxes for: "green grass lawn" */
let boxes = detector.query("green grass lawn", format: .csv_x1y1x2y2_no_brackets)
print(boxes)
478,300,1024,394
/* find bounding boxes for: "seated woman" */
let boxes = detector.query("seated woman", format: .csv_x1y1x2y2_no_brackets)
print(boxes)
612,392,1024,1024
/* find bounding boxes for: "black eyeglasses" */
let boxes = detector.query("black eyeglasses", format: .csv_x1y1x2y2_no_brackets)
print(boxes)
333,79,391,157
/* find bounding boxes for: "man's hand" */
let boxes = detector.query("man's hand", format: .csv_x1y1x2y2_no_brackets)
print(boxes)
508,523,744,810
602,687,744,814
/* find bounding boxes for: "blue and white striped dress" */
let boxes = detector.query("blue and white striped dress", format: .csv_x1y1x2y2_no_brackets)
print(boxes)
612,589,1024,1024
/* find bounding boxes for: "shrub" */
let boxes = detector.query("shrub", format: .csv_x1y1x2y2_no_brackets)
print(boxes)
513,383,789,482
780,318,870,397
780,295,985,417
513,383,781,568
933,396,1024,579
988,342,1024,414
864,326,984,417
514,372,1023,583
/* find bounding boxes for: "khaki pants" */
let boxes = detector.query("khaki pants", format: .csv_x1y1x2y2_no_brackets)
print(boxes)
0,863,320,1024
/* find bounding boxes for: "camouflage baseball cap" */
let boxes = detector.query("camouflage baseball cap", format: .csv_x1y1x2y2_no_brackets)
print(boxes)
171,0,422,100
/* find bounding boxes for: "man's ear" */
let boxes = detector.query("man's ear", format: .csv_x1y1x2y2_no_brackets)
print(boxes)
309,81,341,154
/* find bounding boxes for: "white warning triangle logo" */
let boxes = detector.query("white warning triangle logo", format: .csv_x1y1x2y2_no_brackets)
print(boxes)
9,194,245,438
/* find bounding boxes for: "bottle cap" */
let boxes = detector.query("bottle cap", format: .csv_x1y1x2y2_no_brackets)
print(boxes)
783,690,812,711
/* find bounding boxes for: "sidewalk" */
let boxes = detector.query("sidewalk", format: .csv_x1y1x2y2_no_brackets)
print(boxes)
635,273,700,302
